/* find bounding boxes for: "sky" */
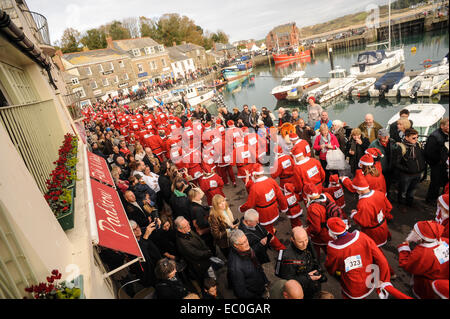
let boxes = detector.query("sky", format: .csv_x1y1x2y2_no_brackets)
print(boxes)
26,0,390,45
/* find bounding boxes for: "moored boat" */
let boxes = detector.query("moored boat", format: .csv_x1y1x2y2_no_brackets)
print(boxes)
347,77,377,97
368,72,410,97
271,71,320,101
221,62,253,82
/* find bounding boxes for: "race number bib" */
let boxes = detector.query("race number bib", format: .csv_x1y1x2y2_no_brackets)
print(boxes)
197,125,202,130
210,180,218,188
434,242,449,264
219,127,225,132
171,125,177,130
307,166,319,178
249,138,257,146
377,210,384,224
212,137,221,145
186,130,193,137
265,189,275,202
235,142,245,148
305,145,311,154
287,195,297,206
171,151,179,158
224,155,231,162
282,159,292,169
194,171,202,178
233,132,240,138
334,188,344,198
344,255,363,272
241,151,250,159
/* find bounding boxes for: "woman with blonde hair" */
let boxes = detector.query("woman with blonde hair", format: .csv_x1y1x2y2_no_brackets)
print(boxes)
345,128,370,175
208,194,238,258
392,118,411,143
134,143,146,162
111,166,129,193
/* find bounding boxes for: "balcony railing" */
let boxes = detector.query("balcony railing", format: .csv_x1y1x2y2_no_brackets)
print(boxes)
22,10,51,46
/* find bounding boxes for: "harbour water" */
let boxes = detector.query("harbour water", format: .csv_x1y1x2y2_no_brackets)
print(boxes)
220,30,449,128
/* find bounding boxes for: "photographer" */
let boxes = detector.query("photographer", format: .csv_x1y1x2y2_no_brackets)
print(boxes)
169,176,193,222
275,226,325,299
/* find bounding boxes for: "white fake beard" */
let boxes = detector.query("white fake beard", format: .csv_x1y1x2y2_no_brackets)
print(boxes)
406,230,422,243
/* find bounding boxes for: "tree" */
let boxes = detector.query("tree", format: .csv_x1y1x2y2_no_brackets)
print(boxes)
108,21,131,40
211,30,229,44
122,17,140,38
60,28,82,53
140,16,159,39
80,28,107,50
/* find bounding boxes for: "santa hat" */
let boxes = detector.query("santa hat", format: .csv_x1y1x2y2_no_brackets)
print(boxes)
215,118,222,125
414,220,444,242
201,164,213,174
327,217,348,236
252,163,265,176
184,120,192,128
352,170,369,191
438,194,449,211
329,174,340,185
227,120,235,127
289,133,299,142
204,123,211,130
308,96,316,103
303,183,320,198
284,183,296,194
365,148,384,159
358,154,374,168
291,143,304,157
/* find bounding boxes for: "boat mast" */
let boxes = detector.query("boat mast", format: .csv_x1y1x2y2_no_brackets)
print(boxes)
388,0,391,51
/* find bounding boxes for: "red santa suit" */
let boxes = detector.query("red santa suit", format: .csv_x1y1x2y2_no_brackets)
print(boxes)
239,165,288,251
217,135,236,186
142,131,166,162
350,171,393,247
325,217,391,299
342,155,386,194
431,279,449,299
436,194,449,239
282,183,303,228
198,169,225,206
398,221,449,299
271,146,296,189
292,151,325,199
232,142,256,180
290,133,312,158
323,174,346,209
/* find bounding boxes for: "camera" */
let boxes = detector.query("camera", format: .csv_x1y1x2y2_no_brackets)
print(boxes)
314,269,328,283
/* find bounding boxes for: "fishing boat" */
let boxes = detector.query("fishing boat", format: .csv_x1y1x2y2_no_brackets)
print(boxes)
347,77,377,97
271,71,320,101
302,68,358,104
399,73,449,98
221,61,253,82
368,72,410,97
185,84,216,106
273,48,311,64
386,104,446,142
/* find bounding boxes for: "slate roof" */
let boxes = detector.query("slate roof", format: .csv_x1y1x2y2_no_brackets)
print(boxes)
63,49,125,65
167,47,190,62
112,37,160,51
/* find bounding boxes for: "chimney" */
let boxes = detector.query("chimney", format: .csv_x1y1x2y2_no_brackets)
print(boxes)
106,36,113,49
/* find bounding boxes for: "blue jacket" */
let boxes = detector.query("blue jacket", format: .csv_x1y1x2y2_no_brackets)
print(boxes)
314,119,332,131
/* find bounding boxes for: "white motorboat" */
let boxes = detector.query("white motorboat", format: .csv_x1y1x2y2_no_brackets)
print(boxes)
185,85,216,107
421,54,449,75
349,49,405,76
386,103,446,142
348,77,377,96
303,68,358,104
271,71,320,101
399,73,449,98
368,72,410,97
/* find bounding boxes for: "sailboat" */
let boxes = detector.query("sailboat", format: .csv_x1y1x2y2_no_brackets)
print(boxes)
349,0,404,76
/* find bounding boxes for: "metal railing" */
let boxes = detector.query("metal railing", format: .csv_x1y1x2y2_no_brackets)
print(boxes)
0,99,65,194
22,10,51,46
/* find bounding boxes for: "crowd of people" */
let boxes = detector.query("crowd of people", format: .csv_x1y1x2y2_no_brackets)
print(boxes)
84,93,449,300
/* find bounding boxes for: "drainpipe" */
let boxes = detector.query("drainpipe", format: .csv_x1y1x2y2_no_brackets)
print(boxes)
0,9,57,89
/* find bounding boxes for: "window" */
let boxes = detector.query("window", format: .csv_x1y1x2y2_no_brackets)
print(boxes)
158,45,164,52
71,78,79,85
91,81,98,89
102,78,109,87
123,73,129,80
73,87,86,98
109,62,114,71
98,64,104,73
86,67,92,75
137,64,144,73
132,48,141,57
118,60,125,68
144,47,151,55
161,59,167,67
114,76,119,83
149,61,157,70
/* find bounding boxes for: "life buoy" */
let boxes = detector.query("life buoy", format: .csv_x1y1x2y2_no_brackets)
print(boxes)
423,59,432,68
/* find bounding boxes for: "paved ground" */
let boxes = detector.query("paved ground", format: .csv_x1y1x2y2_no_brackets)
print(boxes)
215,166,439,299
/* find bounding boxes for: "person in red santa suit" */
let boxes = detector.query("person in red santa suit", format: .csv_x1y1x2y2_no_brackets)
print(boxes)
232,139,256,185
217,126,236,187
225,120,243,146
341,154,387,194
435,194,449,238
282,183,303,228
323,174,346,210
291,143,326,201
325,217,392,299
288,133,312,157
201,139,217,174
303,183,338,259
431,279,449,299
142,130,166,162
397,220,449,299
239,163,288,251
365,147,384,172
271,145,296,189
197,165,225,206
349,170,393,248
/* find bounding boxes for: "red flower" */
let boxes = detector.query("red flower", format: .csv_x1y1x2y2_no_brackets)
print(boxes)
51,269,59,276
46,276,54,283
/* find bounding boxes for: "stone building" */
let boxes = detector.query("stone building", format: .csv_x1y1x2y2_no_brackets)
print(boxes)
56,48,135,106
213,42,238,59
166,47,195,79
108,37,172,87
265,22,300,51
172,42,209,68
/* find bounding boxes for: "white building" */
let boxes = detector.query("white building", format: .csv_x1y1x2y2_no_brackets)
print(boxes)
167,47,196,79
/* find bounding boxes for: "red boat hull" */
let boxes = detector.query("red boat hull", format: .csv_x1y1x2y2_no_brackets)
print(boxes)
272,91,288,100
273,50,311,64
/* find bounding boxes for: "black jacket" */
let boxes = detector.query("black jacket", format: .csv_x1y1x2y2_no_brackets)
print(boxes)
227,247,268,299
238,218,270,264
129,237,162,287
296,125,316,147
155,276,189,299
389,119,414,143
277,242,321,299
124,201,151,229
130,183,157,207
151,228,178,257
278,112,292,126
158,175,172,205
176,231,212,282
239,110,251,127
231,111,241,123
424,128,448,167
190,201,211,230
345,137,370,174
103,139,114,156
169,192,192,222
395,141,426,175
262,115,274,128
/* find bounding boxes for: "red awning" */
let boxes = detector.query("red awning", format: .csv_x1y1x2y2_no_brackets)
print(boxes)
90,178,143,258
86,150,115,187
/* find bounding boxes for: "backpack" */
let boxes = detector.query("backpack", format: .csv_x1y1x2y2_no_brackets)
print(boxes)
311,194,344,227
